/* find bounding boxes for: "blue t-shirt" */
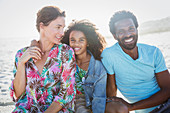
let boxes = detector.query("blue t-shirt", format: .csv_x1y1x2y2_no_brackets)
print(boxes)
101,42,167,113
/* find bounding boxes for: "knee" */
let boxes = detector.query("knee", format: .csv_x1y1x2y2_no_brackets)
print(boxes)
116,104,128,113
105,101,129,113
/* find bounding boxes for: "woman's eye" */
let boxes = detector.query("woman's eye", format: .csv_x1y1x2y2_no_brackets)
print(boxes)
57,27,60,29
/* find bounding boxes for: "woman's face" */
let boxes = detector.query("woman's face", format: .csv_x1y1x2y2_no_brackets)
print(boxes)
43,16,65,44
69,31,88,56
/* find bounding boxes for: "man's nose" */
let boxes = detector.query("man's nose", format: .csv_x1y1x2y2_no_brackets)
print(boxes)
124,31,131,37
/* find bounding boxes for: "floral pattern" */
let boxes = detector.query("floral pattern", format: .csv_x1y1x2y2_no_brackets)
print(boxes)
9,44,76,113
75,65,87,95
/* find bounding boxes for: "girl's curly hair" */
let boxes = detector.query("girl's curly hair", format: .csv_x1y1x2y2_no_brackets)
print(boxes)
62,19,106,61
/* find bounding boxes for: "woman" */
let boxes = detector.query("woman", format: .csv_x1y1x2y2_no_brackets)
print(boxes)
62,20,107,113
9,6,76,113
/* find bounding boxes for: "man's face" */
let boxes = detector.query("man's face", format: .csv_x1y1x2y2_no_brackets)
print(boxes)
114,18,138,50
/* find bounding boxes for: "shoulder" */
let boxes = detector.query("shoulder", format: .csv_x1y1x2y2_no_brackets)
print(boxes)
15,47,29,58
138,43,157,49
59,44,74,53
58,44,75,60
53,44,74,56
102,43,118,55
101,43,120,60
93,58,107,74
138,43,160,54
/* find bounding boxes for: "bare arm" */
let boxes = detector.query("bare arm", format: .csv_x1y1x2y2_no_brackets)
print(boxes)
13,47,42,98
13,62,26,98
130,70,170,110
111,70,170,111
107,74,117,97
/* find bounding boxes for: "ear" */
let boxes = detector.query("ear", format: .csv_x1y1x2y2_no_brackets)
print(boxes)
113,34,118,40
39,22,44,31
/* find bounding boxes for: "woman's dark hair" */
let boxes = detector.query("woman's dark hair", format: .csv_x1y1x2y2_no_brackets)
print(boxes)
109,10,138,35
36,6,65,32
62,20,106,61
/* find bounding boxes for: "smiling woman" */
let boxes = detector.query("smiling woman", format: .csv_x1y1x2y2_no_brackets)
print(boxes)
9,6,76,113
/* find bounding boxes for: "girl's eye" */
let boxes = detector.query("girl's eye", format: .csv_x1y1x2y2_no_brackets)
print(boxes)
70,39,75,42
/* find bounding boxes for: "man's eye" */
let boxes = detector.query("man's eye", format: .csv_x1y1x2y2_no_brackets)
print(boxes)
80,39,84,42
129,28,135,31
118,31,124,35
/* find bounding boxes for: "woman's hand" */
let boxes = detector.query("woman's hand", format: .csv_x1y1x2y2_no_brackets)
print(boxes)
18,46,42,64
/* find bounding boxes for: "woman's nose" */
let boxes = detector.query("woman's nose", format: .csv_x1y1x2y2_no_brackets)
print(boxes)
60,29,64,36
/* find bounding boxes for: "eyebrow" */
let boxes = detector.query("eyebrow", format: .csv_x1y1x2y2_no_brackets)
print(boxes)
80,37,85,39
70,37,85,40
56,24,65,27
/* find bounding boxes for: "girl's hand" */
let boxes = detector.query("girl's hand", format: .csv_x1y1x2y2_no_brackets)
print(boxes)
30,39,40,48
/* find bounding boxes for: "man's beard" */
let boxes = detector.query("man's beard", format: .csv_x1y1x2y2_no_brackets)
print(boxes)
118,35,138,50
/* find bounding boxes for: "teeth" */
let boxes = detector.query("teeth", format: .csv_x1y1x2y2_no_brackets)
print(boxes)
56,36,61,39
125,38,133,42
74,48,80,51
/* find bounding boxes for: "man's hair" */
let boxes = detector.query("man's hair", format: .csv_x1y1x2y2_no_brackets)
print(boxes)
109,10,138,35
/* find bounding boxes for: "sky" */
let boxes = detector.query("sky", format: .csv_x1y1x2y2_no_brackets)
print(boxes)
0,0,170,38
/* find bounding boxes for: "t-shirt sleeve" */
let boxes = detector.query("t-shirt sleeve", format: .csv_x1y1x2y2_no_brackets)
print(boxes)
154,48,167,73
101,49,115,75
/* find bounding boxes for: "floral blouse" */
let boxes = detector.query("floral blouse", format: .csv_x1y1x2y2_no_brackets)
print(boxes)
9,44,76,113
75,65,87,95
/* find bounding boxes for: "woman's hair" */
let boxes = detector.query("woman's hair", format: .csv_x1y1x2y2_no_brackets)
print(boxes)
62,20,106,61
36,6,65,32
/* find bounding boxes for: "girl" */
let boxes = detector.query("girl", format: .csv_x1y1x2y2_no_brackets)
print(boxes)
62,20,107,113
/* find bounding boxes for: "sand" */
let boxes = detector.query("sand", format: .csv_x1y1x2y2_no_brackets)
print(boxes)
0,32,170,113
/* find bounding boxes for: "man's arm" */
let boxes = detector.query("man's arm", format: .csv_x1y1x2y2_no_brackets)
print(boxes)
107,74,117,97
130,70,170,110
112,70,170,111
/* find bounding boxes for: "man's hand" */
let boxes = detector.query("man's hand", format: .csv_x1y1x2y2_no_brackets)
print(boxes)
107,96,134,111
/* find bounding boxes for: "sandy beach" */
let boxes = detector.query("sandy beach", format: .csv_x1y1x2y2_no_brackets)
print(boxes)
0,32,170,113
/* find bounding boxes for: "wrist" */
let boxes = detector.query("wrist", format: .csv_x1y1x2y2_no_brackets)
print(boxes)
18,61,25,66
129,103,135,111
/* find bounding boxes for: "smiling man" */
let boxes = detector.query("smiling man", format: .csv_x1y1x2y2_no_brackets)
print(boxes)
102,11,170,113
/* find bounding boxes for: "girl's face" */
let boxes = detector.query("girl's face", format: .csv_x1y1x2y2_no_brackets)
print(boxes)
69,30,88,56
42,16,65,44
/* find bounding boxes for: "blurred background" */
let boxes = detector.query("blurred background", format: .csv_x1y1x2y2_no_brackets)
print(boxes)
0,0,170,112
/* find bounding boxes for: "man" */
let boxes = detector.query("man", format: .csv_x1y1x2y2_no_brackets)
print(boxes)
102,10,170,113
